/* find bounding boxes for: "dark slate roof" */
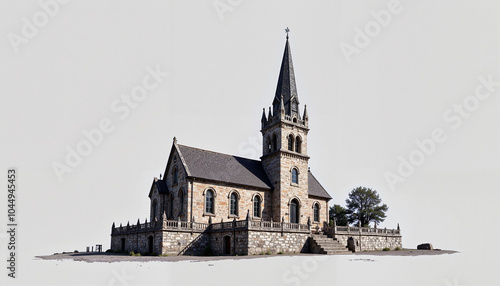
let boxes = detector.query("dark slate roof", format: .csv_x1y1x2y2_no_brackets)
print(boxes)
155,179,169,194
308,171,332,200
148,178,169,198
177,145,273,190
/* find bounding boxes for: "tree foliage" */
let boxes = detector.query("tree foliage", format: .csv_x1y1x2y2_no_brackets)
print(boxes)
345,186,388,227
329,204,349,226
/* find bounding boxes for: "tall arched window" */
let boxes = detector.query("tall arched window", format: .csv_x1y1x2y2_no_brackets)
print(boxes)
173,167,178,185
253,195,261,218
178,189,184,216
230,192,238,216
295,136,301,153
290,198,300,223
168,193,174,218
152,199,158,221
205,189,214,214
266,136,272,154
272,134,278,151
291,168,299,184
313,203,319,222
287,134,294,151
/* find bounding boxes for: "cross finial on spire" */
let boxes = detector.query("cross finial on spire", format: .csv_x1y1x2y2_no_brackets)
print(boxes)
285,27,290,39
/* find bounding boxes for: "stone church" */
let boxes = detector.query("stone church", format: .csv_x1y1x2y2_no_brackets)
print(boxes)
110,34,402,256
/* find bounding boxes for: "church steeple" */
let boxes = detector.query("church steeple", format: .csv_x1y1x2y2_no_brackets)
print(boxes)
272,36,300,119
260,29,311,223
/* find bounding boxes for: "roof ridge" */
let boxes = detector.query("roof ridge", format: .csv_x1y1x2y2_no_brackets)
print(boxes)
177,144,262,163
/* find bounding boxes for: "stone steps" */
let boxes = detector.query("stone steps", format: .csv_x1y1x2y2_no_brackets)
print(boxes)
310,234,351,255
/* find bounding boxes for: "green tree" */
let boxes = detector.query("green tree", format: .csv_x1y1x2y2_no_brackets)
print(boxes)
329,204,349,226
345,187,388,227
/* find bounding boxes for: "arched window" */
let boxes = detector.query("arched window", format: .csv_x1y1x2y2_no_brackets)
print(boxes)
253,195,261,218
272,134,278,151
287,134,294,151
173,167,178,185
230,192,238,216
152,199,158,221
295,136,301,153
205,189,214,214
291,168,299,184
313,203,320,222
290,198,300,223
178,189,184,216
168,194,174,218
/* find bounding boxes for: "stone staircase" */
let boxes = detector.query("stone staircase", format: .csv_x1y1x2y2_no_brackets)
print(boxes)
310,234,351,255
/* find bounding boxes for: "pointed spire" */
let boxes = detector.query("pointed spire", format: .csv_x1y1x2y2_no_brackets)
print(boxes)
303,104,308,121
261,108,267,123
273,35,299,118
268,106,272,120
397,223,400,231
173,137,177,144
137,218,140,225
112,222,115,229
162,211,167,221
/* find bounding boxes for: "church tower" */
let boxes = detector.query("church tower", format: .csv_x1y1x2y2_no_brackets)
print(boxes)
261,32,310,223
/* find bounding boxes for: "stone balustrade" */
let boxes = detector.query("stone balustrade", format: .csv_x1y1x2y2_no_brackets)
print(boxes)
111,217,310,236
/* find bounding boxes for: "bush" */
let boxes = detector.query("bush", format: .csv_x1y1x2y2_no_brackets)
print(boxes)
382,247,391,251
129,251,141,256
394,247,401,251
277,251,284,255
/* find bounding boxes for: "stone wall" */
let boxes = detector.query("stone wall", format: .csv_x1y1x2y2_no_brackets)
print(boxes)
111,230,210,256
247,230,309,255
190,180,272,223
111,218,313,256
210,230,249,256
335,233,402,252
110,231,162,255
162,231,208,255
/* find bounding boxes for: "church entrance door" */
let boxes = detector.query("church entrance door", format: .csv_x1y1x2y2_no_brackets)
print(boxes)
223,236,231,255
147,236,154,254
120,238,125,252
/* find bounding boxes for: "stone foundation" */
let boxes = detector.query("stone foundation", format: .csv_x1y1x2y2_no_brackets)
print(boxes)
110,219,403,255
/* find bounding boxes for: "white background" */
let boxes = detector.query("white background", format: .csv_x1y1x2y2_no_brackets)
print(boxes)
0,0,499,285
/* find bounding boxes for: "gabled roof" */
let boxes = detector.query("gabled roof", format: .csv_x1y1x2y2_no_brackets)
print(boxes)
308,171,332,200
177,144,273,190
148,177,169,198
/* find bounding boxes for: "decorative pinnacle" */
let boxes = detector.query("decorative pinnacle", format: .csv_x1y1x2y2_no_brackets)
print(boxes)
285,27,290,39
173,137,177,144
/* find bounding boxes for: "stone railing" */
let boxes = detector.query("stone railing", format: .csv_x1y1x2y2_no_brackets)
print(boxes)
111,219,211,235
112,217,311,235
323,223,401,237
